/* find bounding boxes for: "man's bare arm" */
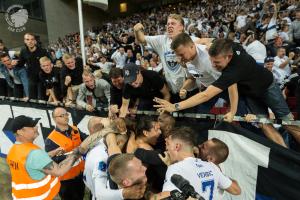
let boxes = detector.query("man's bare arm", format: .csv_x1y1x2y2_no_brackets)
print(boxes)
43,154,79,177
134,23,147,45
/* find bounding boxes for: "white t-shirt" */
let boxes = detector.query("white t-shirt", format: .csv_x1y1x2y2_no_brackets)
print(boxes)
111,51,126,69
274,56,291,76
163,157,232,200
236,15,247,29
244,40,266,63
265,17,277,41
278,31,289,41
145,35,198,94
83,139,123,200
94,62,114,74
186,44,221,88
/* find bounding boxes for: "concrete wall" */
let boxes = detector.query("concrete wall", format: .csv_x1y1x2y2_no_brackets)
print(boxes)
44,0,109,44
0,12,48,49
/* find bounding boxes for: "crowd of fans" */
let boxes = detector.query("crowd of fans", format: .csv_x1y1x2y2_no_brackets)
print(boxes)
1,0,300,199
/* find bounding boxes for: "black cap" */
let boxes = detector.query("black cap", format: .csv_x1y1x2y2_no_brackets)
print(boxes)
123,63,140,84
11,115,39,133
264,56,274,63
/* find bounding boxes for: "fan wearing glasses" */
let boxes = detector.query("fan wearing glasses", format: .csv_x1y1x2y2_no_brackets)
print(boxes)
45,107,88,200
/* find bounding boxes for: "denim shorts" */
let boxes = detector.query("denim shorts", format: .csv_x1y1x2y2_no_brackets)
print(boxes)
262,80,293,120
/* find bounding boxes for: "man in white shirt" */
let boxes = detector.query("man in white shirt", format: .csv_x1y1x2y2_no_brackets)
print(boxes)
93,56,114,74
262,3,278,42
151,127,241,200
265,56,288,89
84,119,143,200
134,14,201,101
111,47,127,69
274,47,295,77
235,10,247,30
242,31,266,66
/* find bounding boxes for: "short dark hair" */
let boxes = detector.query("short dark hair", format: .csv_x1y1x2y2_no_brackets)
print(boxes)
171,32,194,50
169,126,197,147
109,68,123,79
0,53,9,60
209,138,229,164
24,32,36,39
136,116,155,138
208,39,233,57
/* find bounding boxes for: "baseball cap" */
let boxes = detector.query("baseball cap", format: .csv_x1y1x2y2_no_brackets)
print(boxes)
123,63,140,84
264,57,274,63
11,115,39,133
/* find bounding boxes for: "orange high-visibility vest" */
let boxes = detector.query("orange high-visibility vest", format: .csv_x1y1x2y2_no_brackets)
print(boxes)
47,126,84,181
7,143,61,200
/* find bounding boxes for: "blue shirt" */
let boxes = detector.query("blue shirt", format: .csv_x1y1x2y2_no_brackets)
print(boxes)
26,149,53,180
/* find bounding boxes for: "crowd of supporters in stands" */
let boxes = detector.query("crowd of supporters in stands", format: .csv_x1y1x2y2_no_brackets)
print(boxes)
1,0,300,199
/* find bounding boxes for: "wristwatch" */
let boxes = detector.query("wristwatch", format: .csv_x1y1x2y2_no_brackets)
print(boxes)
174,103,180,111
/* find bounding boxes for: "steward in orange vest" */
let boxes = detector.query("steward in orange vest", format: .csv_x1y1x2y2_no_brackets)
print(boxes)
46,125,85,181
7,143,61,200
46,107,88,200
7,115,62,200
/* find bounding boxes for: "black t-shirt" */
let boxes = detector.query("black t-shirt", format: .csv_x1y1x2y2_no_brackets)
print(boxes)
123,70,164,100
212,44,273,98
60,58,83,94
19,46,49,81
39,68,62,100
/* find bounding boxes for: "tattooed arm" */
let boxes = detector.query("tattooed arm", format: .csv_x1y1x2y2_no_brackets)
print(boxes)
79,127,118,154
42,153,79,177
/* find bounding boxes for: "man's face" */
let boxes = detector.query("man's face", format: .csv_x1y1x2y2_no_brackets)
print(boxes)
100,57,106,63
24,34,36,49
1,56,13,69
40,60,53,74
167,17,184,39
175,44,196,63
119,48,125,54
210,54,231,72
145,122,161,145
83,75,95,89
126,157,147,187
265,62,274,71
130,72,143,88
19,126,39,141
53,108,69,126
64,58,76,69
198,139,215,161
158,115,171,137
277,48,286,58
296,12,300,20
165,136,179,163
127,50,133,57
111,76,124,89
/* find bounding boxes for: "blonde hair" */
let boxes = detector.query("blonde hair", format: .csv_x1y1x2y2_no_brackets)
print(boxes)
168,14,185,26
39,56,51,64
82,69,94,78
62,53,73,61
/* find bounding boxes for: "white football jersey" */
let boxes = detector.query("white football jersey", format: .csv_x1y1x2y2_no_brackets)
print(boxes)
163,157,232,200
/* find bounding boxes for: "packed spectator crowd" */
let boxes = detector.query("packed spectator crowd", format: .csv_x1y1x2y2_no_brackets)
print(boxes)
1,0,300,199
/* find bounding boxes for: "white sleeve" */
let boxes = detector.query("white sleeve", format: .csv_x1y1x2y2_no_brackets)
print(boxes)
162,166,179,192
93,163,124,200
144,35,164,54
273,57,282,69
212,163,232,190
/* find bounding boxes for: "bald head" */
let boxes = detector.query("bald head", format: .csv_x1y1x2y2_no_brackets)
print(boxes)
88,117,104,134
